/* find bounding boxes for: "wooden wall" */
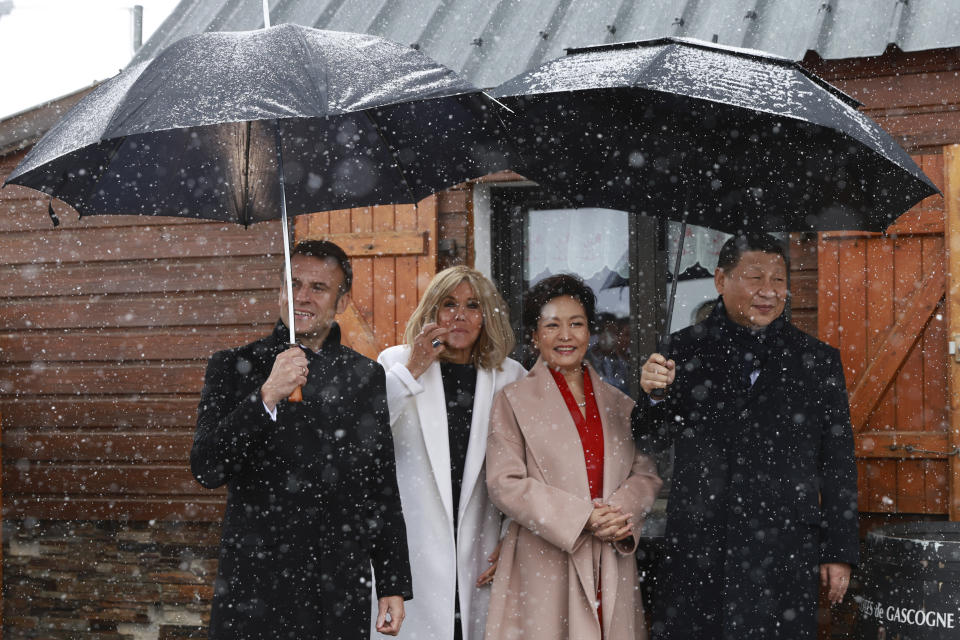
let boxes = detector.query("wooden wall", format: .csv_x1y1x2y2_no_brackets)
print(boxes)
789,232,819,336
818,162,948,515
0,150,282,523
294,200,438,359
0,148,448,638
805,46,960,154
0,149,445,526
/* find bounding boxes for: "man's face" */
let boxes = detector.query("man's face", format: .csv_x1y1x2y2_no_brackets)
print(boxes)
279,254,348,342
714,250,788,329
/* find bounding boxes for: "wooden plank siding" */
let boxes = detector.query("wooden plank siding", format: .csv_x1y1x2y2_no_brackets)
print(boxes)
804,48,960,153
0,145,440,522
0,150,283,522
789,232,819,336
817,154,949,515
294,199,438,359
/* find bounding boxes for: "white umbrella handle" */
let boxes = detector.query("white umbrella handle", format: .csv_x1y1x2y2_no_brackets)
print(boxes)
262,0,270,28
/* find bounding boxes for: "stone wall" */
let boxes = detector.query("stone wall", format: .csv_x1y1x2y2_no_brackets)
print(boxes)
4,520,219,639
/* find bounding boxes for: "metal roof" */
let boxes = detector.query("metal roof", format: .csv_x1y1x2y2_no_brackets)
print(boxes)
134,0,960,88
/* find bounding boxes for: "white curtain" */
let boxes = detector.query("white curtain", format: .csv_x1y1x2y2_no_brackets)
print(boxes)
665,221,730,275
526,207,631,316
527,208,629,284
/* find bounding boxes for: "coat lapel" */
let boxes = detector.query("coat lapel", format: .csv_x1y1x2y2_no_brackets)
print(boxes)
509,360,591,499
508,360,598,610
414,362,454,525
458,365,495,530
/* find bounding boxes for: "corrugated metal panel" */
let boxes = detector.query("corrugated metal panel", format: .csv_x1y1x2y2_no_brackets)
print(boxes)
134,0,960,86
900,0,960,53
744,2,828,60
816,0,901,60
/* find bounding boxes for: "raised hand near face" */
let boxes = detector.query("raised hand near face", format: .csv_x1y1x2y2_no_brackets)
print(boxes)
405,322,450,379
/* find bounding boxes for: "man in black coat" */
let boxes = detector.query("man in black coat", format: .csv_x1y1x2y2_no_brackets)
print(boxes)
634,233,858,640
192,240,412,639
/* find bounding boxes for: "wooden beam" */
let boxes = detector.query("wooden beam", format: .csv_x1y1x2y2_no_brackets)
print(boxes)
943,143,960,520
819,208,944,240
886,207,945,236
300,230,427,257
848,261,944,432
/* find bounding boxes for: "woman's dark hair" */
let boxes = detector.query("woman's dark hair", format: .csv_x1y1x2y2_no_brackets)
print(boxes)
716,233,788,272
523,273,597,336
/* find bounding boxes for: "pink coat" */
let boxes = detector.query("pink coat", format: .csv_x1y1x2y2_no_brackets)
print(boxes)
484,360,662,640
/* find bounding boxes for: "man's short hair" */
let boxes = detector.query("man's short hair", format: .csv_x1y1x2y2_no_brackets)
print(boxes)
292,240,353,295
716,233,788,272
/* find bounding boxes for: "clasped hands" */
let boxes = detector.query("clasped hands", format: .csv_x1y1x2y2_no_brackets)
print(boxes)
585,499,634,543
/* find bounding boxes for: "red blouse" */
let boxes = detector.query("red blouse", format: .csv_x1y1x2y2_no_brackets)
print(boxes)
550,365,604,499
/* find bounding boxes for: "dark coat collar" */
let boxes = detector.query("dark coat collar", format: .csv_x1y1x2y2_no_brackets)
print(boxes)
706,297,786,350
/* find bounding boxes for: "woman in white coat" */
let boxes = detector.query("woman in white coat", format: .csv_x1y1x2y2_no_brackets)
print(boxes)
375,266,526,640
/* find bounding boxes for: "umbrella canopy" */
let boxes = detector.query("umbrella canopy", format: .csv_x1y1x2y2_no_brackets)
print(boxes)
5,24,513,224
492,37,939,234
5,24,516,395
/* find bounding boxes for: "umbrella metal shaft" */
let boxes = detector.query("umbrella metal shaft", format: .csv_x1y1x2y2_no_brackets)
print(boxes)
651,218,687,400
274,121,296,346
665,220,686,335
275,120,303,403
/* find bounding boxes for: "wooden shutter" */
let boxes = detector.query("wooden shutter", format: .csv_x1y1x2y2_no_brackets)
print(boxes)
818,154,953,516
294,197,438,358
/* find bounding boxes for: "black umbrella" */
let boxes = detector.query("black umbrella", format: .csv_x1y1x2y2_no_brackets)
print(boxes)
492,37,939,330
4,23,514,380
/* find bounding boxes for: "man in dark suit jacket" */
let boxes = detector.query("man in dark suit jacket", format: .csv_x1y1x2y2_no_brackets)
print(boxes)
633,233,858,640
192,240,412,640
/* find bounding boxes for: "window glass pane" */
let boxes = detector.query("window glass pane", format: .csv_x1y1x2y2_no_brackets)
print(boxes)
526,207,631,392
665,221,729,333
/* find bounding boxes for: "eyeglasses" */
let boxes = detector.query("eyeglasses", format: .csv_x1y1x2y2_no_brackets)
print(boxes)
436,299,483,316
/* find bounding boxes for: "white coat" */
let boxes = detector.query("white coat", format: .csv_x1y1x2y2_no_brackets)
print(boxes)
372,344,526,640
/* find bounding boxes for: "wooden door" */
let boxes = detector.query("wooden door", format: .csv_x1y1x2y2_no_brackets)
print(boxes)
818,154,955,517
294,197,438,359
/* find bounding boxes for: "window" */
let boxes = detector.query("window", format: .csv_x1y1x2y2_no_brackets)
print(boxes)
489,186,660,397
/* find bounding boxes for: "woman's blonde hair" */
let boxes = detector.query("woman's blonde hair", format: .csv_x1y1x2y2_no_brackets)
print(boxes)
404,266,515,370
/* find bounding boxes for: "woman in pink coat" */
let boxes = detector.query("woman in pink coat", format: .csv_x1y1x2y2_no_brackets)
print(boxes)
484,274,662,640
